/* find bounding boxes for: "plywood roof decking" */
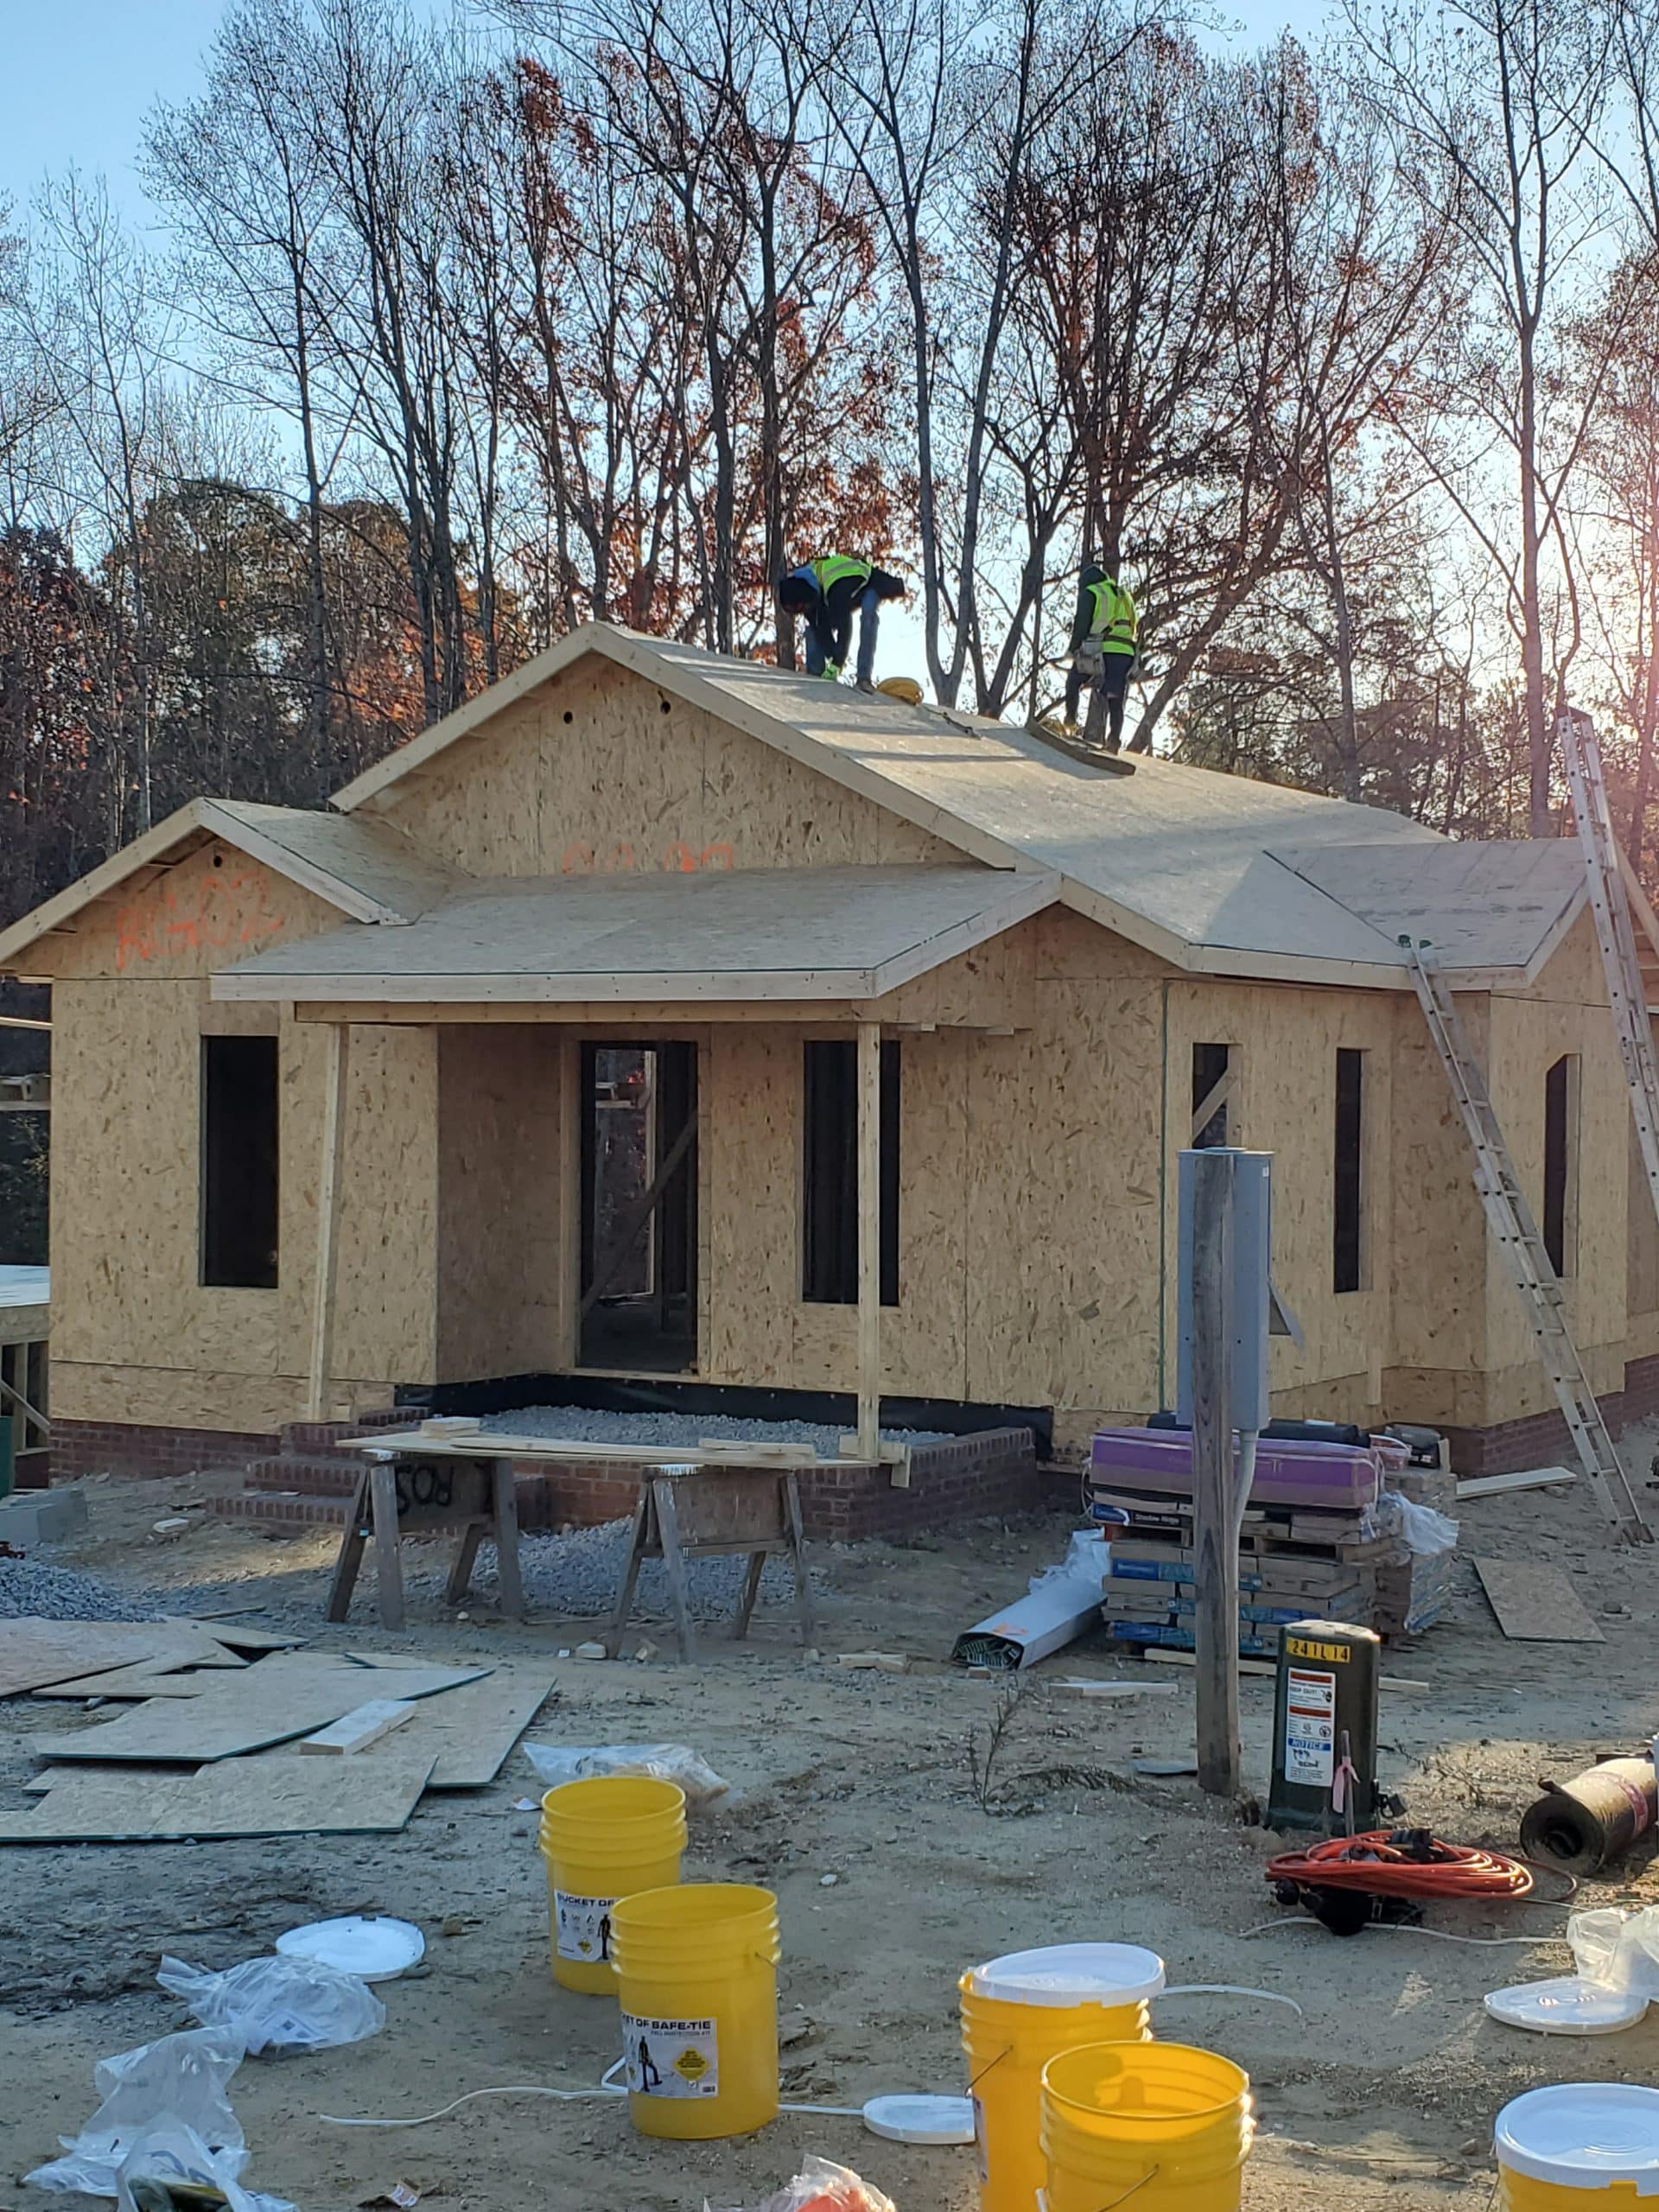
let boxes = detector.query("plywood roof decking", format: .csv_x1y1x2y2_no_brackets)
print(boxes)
327,624,1584,988
1269,839,1590,976
213,865,1060,1003
0,797,456,971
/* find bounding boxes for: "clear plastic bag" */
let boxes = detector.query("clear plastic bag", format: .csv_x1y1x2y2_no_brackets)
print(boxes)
706,2158,897,2212
158,1954,385,2056
1373,1491,1459,1555
1570,1905,1659,1998
115,2117,296,2212
522,1742,730,1806
26,2027,251,2197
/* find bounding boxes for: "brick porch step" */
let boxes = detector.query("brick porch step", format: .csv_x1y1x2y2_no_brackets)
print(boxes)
245,1454,366,1496
278,1408,411,1459
208,1489,356,1530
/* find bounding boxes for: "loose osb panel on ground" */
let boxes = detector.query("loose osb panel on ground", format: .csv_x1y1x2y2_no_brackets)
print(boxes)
0,1620,243,1700
0,1751,437,1844
1473,1556,1606,1643
342,1662,557,1789
32,1654,490,1764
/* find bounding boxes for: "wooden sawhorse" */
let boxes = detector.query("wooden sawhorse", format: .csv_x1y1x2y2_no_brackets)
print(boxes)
326,1450,526,1632
609,1465,816,1662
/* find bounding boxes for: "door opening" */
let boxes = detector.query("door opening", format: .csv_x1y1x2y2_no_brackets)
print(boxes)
578,1042,698,1371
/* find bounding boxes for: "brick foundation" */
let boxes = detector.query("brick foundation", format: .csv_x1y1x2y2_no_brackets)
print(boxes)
47,1414,1044,1541
1442,1350,1659,1476
513,1424,1043,1541
52,1419,278,1483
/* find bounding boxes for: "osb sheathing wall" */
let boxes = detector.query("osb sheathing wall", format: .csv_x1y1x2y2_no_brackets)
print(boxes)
435,1026,566,1379
1475,911,1630,1421
35,840,438,1433
353,658,965,874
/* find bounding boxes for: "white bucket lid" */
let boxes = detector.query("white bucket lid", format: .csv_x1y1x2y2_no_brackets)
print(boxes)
276,1914,426,1982
862,2094,977,2145
1485,1979,1650,2037
968,1942,1166,2008
1497,2085,1659,2192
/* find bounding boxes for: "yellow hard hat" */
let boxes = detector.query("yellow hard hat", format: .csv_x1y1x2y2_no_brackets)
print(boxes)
875,676,924,704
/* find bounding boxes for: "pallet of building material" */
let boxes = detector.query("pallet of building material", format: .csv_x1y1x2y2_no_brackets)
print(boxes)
1102,1599,1179,1626
1106,1619,1281,1659
1090,1427,1389,1511
1169,1593,1358,1627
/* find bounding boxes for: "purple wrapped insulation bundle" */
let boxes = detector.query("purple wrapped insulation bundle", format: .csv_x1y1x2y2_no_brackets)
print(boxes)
1089,1426,1403,1512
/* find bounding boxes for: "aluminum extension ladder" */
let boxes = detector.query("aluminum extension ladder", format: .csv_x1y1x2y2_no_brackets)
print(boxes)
1403,940,1653,1543
1560,705,1659,1230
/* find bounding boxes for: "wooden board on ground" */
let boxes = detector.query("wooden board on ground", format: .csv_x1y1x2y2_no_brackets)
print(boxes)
0,1619,243,1700
0,1751,437,1844
1472,1557,1605,1643
1457,1467,1577,1500
32,1653,491,1764
298,1699,416,1755
327,1662,557,1788
33,1657,232,1700
166,1619,304,1653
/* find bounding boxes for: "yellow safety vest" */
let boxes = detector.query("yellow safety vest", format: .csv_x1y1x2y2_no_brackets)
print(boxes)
1086,575,1138,655
810,555,874,595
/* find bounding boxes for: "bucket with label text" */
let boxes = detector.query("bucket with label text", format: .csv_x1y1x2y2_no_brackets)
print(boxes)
960,1943,1163,2212
610,1882,781,2140
538,1777,687,1995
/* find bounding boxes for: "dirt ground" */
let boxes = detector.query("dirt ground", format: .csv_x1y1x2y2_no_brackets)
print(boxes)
5,1440,1659,2212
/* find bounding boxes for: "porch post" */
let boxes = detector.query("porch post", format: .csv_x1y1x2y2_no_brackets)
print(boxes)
307,1020,351,1421
856,1017,881,1462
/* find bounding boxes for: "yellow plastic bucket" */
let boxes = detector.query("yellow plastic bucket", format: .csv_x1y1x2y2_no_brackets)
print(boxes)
960,1943,1164,2212
1040,2041,1253,2212
538,1777,687,1995
611,1882,781,2140
1496,2085,1659,2208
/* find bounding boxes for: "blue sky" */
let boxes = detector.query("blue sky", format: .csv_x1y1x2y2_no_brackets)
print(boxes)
0,0,1328,230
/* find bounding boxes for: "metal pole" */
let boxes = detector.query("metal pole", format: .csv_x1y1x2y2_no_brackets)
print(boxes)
1190,1146,1241,1796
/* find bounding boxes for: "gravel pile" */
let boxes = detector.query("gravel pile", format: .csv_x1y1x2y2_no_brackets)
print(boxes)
416,1516,823,1624
480,1405,947,1457
0,1558,160,1623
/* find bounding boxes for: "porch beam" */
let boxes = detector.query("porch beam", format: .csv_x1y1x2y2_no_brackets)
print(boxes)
289,1001,1023,1033
307,1021,351,1422
856,1017,881,1463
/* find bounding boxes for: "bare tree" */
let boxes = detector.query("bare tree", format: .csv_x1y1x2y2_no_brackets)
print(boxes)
1346,0,1618,834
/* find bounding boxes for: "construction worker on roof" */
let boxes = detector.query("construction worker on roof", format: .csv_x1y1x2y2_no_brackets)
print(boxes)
1065,557,1138,751
777,555,906,692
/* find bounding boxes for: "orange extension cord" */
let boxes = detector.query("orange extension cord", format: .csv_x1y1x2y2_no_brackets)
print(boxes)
1266,1831,1535,1903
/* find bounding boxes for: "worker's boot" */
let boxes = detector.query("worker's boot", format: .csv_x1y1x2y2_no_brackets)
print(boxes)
855,676,875,694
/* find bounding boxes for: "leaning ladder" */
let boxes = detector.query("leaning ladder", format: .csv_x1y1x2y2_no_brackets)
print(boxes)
1559,705,1659,1229
1403,941,1652,1543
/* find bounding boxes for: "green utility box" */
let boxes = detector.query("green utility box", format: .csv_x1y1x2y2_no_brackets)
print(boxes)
1267,1618,1380,1833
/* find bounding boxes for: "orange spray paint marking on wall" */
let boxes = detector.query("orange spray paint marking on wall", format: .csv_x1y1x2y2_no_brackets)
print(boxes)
114,870,287,972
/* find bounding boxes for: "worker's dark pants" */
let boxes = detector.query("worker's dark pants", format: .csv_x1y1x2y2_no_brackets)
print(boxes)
804,587,881,683
1065,652,1133,748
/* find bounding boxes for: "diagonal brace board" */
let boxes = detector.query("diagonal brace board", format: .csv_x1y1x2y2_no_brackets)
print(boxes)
1403,939,1650,1543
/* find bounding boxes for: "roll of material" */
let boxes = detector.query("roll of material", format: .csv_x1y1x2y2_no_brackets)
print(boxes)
1519,1758,1658,1876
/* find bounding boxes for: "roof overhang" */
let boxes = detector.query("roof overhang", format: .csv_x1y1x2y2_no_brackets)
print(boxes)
0,798,454,976
212,864,1060,1006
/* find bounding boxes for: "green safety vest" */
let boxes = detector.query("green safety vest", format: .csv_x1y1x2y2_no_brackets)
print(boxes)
1085,575,1138,655
810,555,874,595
